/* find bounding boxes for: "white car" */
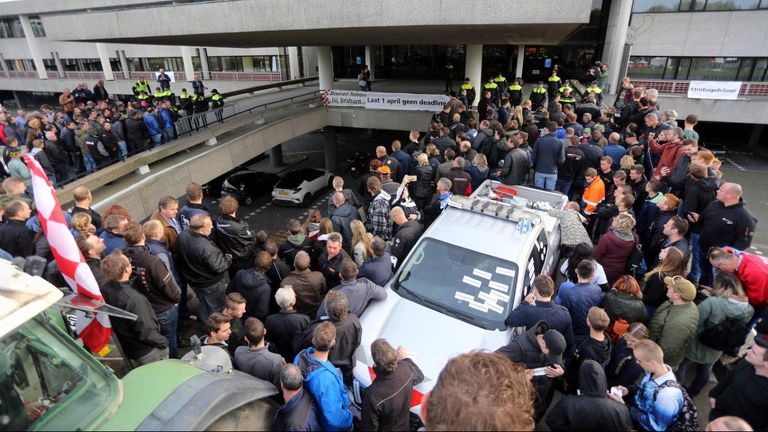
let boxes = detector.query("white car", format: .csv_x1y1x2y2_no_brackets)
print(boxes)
271,168,333,207
351,182,566,416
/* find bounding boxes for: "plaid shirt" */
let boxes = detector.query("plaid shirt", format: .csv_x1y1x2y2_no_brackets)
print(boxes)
366,192,392,241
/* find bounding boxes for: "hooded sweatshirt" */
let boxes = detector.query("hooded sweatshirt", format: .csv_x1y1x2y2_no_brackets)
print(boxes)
546,360,632,431
294,347,353,431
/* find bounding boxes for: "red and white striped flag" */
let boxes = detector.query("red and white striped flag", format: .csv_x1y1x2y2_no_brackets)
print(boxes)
23,155,112,354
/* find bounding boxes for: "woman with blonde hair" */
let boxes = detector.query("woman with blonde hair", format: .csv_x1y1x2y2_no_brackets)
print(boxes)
413,152,435,211
619,155,634,174
70,212,95,238
641,247,687,314
465,153,489,191
350,219,373,266
593,212,637,285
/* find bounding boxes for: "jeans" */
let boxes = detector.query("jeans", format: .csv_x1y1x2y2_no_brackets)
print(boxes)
155,304,179,358
534,172,557,191
151,134,162,148
117,140,128,160
191,279,227,324
555,178,574,197
688,232,702,283
162,128,176,144
676,358,714,397
83,155,97,173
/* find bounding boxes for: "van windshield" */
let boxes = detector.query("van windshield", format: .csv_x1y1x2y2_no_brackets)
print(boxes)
393,238,518,331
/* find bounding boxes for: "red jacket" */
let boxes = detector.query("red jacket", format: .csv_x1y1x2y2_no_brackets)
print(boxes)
651,140,684,179
728,247,768,307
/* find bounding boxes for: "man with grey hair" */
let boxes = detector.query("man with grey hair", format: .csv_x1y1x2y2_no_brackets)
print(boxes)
446,156,472,196
99,214,128,255
274,363,321,430
317,232,350,289
176,213,232,323
423,177,453,227
316,259,386,319
266,285,311,361
330,191,360,253
280,251,327,317
358,237,393,286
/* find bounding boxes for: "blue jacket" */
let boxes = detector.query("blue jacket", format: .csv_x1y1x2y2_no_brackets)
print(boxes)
531,134,565,175
159,108,174,130
505,300,575,351
358,253,393,287
391,150,412,178
294,348,353,431
99,231,127,256
604,143,627,171
143,113,162,136
556,282,604,338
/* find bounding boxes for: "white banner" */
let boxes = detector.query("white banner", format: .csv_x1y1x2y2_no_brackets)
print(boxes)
687,81,741,100
154,71,176,83
323,90,449,111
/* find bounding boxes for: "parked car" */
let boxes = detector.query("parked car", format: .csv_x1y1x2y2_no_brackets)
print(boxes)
350,181,566,417
271,168,333,207
221,170,281,206
202,165,248,197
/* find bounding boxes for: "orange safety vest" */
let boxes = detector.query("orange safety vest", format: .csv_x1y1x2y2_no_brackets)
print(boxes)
582,176,605,215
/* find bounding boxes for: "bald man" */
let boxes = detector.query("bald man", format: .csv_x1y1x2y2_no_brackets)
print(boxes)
697,182,757,287
390,206,422,269
604,132,626,171
176,213,232,323
71,186,102,229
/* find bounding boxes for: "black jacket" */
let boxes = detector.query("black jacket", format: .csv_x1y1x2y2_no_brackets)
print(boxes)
566,334,612,392
360,358,425,431
176,229,231,288
358,253,394,287
558,146,585,181
278,234,312,268
0,219,35,258
698,199,757,251
227,268,271,322
683,175,719,234
499,147,530,186
579,142,604,170
413,164,434,199
606,338,644,388
125,118,148,151
602,290,647,324
123,244,180,313
294,315,362,378
101,280,167,360
214,214,256,262
546,360,632,431
330,203,360,252
274,389,322,432
265,309,311,362
316,249,351,289
391,220,422,268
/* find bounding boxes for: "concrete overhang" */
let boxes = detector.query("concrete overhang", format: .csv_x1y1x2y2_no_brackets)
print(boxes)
40,0,592,47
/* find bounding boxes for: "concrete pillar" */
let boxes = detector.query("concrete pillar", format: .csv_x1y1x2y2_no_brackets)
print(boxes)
199,48,211,80
0,53,9,78
118,50,130,80
19,15,46,80
242,55,254,72
181,46,195,81
602,0,632,95
95,42,115,81
515,44,525,79
317,46,334,90
303,47,318,77
270,144,284,167
748,124,763,150
365,45,375,81
324,126,338,172
464,44,483,106
52,51,65,79
288,47,300,79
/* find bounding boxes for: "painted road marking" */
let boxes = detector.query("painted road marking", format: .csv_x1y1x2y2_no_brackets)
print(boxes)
724,157,747,172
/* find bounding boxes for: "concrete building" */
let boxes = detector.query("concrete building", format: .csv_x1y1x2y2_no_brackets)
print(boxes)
1,0,767,143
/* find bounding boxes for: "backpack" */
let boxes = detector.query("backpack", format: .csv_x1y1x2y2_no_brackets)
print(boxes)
698,318,749,356
625,241,646,279
652,380,699,432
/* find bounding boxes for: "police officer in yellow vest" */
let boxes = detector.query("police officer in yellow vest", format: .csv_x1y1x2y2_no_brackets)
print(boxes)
133,79,149,96
152,87,164,102
529,81,548,109
508,77,523,107
460,77,476,107
211,89,224,123
483,77,499,103
179,88,193,114
560,87,576,106
547,70,562,97
493,73,508,95
585,80,603,105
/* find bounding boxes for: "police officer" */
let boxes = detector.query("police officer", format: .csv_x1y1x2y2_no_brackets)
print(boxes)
493,72,508,97
461,77,476,107
529,81,548,110
585,80,603,105
133,79,150,97
211,89,224,123
547,70,562,97
508,77,524,108
179,88,193,115
483,77,499,103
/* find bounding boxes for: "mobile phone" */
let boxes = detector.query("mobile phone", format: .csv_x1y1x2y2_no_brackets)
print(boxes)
610,386,623,397
533,367,548,376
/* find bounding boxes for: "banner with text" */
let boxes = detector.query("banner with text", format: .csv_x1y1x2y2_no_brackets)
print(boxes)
322,90,449,111
687,81,742,100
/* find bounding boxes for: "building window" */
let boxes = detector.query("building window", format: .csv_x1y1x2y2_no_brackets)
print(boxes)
42,58,57,71
753,59,768,81
0,18,25,38
633,0,681,13
29,15,45,37
705,0,760,9
627,56,668,79
688,57,739,80
629,56,768,81
634,0,768,12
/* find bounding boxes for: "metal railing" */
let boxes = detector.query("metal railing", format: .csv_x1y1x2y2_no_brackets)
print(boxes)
64,71,106,80
7,70,38,79
628,79,768,97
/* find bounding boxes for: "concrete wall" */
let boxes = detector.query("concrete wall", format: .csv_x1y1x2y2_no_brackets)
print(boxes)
658,94,768,124
0,76,279,94
629,10,768,57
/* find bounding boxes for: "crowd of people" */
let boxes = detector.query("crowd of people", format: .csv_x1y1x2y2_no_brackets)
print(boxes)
0,70,224,187
0,66,765,431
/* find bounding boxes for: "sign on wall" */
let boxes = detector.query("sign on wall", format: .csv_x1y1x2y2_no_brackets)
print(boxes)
154,71,176,82
322,90,449,111
687,81,742,100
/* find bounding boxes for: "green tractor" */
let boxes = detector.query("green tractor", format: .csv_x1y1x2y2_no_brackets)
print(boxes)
0,260,279,430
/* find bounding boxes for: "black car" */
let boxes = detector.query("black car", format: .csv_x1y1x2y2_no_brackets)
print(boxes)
221,170,281,206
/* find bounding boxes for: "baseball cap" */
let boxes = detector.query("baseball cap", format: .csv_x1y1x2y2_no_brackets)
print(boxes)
543,329,566,365
664,276,697,302
378,166,391,175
